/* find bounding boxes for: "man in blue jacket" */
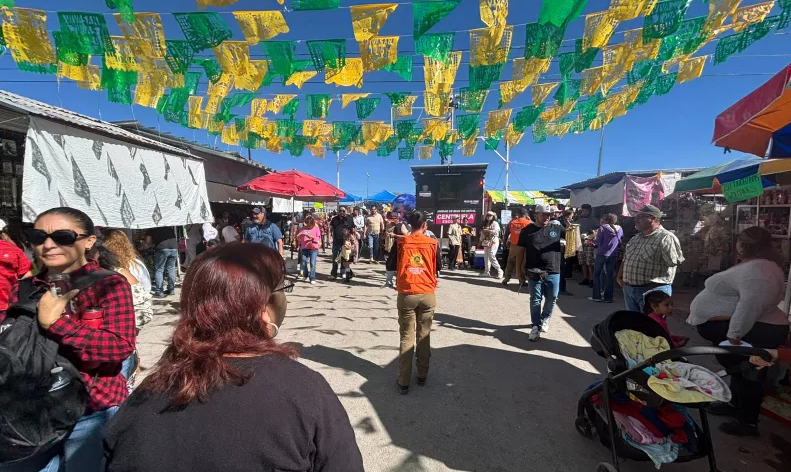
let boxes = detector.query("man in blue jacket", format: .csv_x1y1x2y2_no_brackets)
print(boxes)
243,208,283,256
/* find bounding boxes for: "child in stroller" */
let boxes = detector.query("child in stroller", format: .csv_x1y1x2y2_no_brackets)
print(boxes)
575,311,771,472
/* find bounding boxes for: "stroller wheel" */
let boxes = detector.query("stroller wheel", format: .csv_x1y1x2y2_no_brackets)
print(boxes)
575,416,595,439
596,463,617,472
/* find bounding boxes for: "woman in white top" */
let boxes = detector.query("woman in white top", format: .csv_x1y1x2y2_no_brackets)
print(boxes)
481,211,503,279
687,226,790,437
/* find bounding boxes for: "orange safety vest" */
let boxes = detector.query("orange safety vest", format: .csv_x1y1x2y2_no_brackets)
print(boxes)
396,233,438,295
509,217,531,245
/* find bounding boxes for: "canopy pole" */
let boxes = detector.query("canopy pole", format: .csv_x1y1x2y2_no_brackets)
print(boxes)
597,125,605,177
504,141,510,206
336,151,341,189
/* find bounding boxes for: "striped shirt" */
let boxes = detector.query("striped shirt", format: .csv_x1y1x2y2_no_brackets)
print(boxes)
622,226,684,286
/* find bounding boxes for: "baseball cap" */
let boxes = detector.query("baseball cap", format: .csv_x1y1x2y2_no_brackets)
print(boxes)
581,204,592,210
534,204,552,214
252,207,265,215
549,205,559,213
636,204,662,219
0,218,6,229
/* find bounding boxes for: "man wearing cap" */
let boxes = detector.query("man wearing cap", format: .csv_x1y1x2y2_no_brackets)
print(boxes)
618,204,684,312
518,204,565,341
243,207,284,256
502,208,531,285
330,207,355,279
577,204,599,286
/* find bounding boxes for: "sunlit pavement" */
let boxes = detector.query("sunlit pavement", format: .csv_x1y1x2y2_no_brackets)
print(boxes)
138,256,789,472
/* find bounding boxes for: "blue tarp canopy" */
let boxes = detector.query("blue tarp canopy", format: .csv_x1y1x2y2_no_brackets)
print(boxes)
339,191,363,203
393,193,416,209
367,190,399,203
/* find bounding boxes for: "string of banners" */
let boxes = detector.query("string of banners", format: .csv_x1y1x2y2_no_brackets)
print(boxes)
0,0,788,160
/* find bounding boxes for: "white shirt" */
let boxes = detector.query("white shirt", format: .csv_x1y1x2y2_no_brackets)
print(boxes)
130,258,152,293
222,225,240,243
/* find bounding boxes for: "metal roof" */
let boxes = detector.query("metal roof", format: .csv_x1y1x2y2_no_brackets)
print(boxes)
0,90,197,159
562,168,703,190
113,121,274,173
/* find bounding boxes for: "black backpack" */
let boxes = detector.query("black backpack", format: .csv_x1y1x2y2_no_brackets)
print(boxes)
0,270,114,464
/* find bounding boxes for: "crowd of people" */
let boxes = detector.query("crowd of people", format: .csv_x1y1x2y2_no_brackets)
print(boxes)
0,194,790,472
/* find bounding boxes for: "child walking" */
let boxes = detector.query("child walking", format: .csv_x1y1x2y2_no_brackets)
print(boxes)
643,290,689,347
336,227,358,282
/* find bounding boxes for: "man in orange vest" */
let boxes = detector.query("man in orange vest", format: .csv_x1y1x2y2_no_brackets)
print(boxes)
502,208,531,286
396,211,438,395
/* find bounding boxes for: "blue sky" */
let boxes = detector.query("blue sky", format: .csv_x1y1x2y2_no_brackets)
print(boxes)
1,0,789,197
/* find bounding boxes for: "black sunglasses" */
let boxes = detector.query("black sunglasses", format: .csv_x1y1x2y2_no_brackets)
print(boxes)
25,229,89,246
274,280,295,293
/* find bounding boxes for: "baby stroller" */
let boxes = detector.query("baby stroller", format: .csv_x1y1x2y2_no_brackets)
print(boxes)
575,311,771,472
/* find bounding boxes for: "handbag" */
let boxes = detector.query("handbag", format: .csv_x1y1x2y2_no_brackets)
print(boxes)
525,268,547,281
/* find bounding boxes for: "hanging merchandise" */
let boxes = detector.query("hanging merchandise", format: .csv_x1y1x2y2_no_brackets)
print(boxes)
513,104,544,133
213,41,251,77
643,0,692,40
524,22,566,60
582,10,620,50
611,0,659,21
106,0,135,23
307,39,347,71
292,0,341,11
326,58,365,88
233,11,289,44
342,93,370,108
538,0,589,28
173,12,233,51
532,82,558,107
459,88,489,113
399,147,416,160
383,55,413,81
470,26,513,67
2,8,56,71
419,146,434,161
414,32,455,63
267,94,296,114
356,97,381,120
359,36,399,71
413,0,460,40
350,4,399,41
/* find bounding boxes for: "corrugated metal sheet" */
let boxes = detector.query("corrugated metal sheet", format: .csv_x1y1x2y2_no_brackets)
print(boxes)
0,90,197,159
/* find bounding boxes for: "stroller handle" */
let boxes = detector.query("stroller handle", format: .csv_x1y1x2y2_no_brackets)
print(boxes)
641,346,773,367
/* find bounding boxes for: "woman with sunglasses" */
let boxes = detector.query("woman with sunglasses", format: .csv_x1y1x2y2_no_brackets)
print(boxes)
105,244,363,472
8,207,136,472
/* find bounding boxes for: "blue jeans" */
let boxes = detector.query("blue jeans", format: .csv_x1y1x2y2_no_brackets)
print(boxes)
330,241,343,277
367,233,381,260
154,248,178,295
592,255,618,302
0,407,121,472
300,249,318,281
527,273,560,327
623,284,672,312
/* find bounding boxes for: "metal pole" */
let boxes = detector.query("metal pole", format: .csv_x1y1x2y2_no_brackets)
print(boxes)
366,173,370,200
597,125,605,177
504,141,510,206
336,151,341,189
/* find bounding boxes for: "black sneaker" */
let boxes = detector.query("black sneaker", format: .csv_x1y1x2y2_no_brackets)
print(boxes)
152,293,166,299
706,402,738,417
560,290,574,296
398,383,409,395
579,279,590,286
718,420,759,437
501,278,510,286
417,377,426,386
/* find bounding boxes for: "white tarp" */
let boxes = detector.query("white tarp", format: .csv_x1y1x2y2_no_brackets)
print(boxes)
271,197,303,213
22,117,212,228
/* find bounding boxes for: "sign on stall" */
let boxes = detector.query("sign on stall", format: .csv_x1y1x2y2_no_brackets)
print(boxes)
722,173,764,203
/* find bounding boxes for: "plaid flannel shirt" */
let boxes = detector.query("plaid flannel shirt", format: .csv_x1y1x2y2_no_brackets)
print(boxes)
622,226,685,286
3,261,136,412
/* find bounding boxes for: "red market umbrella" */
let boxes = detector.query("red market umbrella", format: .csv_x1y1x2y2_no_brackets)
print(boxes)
713,63,791,158
236,169,346,202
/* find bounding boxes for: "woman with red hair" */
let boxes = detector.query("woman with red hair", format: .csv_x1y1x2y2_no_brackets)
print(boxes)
105,244,363,472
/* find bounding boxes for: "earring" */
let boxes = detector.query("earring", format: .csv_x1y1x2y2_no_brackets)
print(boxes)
269,323,280,339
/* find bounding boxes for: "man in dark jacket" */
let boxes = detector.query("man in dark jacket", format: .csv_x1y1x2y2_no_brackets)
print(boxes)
330,207,354,279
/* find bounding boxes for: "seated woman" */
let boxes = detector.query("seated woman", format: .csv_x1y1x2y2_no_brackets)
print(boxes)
687,226,790,437
104,243,364,472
